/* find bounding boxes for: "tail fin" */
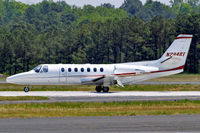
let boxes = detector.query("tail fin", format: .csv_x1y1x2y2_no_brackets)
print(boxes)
157,34,193,69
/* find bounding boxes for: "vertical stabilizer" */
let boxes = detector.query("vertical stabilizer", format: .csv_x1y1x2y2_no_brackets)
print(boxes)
157,34,193,70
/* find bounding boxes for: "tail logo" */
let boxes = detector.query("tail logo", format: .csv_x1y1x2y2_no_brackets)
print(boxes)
166,52,186,57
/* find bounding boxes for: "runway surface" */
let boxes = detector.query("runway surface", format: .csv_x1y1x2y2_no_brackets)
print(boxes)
1,91,200,104
0,81,6,84
0,115,200,133
2,91,200,97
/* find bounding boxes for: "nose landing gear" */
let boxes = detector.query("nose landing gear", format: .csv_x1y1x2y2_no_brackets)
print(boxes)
95,86,110,93
24,86,29,93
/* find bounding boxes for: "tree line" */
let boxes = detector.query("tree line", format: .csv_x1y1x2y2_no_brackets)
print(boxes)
0,0,200,75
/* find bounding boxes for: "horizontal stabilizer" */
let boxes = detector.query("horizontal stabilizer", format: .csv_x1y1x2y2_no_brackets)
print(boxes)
160,56,172,64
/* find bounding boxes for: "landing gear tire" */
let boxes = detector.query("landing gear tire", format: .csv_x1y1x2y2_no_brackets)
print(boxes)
95,86,102,92
102,87,109,93
24,86,29,93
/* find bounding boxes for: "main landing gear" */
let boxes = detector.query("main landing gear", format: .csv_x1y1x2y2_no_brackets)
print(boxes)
24,86,29,93
95,86,109,93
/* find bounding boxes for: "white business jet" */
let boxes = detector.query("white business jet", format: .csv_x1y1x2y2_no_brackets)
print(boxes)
6,34,193,92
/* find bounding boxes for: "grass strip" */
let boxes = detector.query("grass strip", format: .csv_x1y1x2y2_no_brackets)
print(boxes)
0,96,49,101
149,73,200,82
0,77,6,81
0,100,200,118
1,84,200,91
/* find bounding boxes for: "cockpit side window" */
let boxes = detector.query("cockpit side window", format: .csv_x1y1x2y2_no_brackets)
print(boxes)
33,65,42,73
43,66,48,73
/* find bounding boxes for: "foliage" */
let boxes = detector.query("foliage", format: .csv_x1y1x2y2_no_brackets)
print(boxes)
0,0,200,74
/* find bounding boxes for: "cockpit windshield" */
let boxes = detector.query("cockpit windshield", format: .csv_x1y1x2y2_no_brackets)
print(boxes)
33,65,42,73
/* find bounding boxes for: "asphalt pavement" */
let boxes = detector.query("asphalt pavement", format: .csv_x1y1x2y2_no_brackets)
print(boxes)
0,81,6,84
0,115,200,133
0,82,199,133
0,91,200,104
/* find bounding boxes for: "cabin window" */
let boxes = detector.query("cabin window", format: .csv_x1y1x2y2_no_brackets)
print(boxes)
33,65,42,73
93,68,97,72
61,68,65,72
100,68,104,72
68,68,71,72
43,66,48,73
87,68,90,72
81,68,84,72
74,68,78,72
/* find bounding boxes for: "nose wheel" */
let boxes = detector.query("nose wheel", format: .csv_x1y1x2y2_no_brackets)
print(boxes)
24,86,29,93
95,86,109,93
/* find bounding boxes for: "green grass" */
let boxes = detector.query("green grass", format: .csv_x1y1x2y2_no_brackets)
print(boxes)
115,84,200,91
0,84,96,91
0,77,5,81
1,100,200,118
1,84,200,91
149,73,200,82
0,96,49,101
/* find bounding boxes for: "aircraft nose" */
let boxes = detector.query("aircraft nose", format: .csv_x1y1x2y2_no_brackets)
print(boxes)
6,72,32,84
6,75,17,84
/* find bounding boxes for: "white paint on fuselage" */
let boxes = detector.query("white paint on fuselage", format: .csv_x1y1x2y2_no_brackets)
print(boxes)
6,64,159,85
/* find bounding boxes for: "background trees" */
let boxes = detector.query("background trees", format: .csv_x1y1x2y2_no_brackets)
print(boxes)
0,0,200,75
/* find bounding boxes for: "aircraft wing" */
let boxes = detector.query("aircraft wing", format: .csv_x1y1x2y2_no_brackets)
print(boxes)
81,75,124,87
92,75,105,82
